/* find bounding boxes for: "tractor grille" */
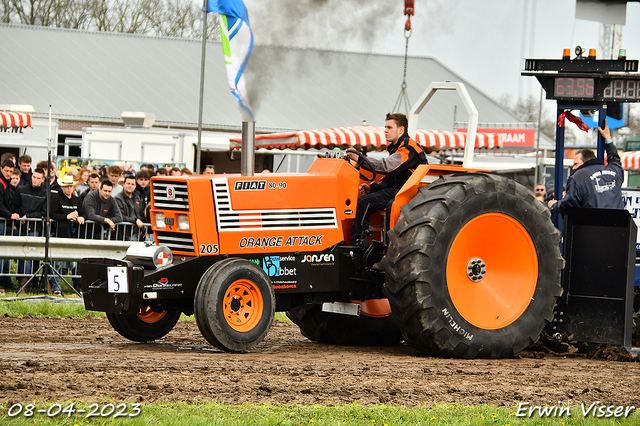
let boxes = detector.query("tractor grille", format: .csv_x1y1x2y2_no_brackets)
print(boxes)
212,178,337,230
156,231,195,253
153,181,189,211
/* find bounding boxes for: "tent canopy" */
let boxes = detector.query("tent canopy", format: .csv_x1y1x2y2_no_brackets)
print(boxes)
620,151,640,171
0,111,31,128
230,125,502,152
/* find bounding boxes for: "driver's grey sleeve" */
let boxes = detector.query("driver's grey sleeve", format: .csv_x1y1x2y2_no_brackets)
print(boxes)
366,153,403,173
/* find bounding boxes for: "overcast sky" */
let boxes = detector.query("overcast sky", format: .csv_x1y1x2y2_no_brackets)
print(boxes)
242,0,640,104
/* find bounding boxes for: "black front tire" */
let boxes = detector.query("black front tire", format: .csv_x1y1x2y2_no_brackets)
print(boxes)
194,258,275,352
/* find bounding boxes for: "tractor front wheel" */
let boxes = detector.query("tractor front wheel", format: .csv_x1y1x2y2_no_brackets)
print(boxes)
382,172,563,358
194,258,275,352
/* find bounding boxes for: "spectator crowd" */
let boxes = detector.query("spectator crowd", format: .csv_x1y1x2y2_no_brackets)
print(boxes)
0,152,204,294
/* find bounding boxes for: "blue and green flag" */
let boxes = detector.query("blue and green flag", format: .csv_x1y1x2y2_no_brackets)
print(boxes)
205,0,254,119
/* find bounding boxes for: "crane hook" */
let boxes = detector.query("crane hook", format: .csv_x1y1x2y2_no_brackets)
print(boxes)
404,0,414,32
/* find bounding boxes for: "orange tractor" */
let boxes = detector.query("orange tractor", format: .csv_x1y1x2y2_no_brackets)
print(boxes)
81,83,563,358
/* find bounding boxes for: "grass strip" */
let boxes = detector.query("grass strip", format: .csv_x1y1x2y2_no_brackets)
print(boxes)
0,297,102,318
0,401,637,425
0,295,291,322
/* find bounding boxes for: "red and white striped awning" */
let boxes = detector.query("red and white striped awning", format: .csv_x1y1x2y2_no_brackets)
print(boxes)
231,125,502,151
620,151,640,170
0,111,32,128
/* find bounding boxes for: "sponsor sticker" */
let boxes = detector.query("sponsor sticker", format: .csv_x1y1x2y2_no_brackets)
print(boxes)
234,180,266,191
157,251,169,266
301,253,335,265
166,186,175,200
263,255,297,277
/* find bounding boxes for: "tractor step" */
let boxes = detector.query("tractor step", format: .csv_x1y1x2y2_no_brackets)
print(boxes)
322,302,361,316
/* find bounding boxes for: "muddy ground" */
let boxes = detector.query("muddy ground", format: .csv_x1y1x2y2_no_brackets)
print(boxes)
0,316,639,409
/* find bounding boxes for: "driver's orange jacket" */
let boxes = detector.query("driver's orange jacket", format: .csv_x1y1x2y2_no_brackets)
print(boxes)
367,133,427,192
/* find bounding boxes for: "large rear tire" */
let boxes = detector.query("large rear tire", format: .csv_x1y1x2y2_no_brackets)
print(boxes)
194,258,275,352
287,301,403,346
106,307,181,342
381,173,563,358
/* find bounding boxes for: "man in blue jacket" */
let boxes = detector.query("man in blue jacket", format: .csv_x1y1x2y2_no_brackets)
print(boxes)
549,121,623,212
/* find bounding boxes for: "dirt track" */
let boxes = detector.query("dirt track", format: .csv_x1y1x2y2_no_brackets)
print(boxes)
0,316,639,409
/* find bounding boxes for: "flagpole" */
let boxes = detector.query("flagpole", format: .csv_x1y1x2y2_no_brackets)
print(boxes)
196,0,209,174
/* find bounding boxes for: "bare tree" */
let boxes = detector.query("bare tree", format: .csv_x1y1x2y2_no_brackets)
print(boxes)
3,0,220,40
10,0,57,25
112,0,151,34
153,0,195,37
53,0,92,29
191,9,219,40
1,0,14,22
498,94,557,141
89,0,111,31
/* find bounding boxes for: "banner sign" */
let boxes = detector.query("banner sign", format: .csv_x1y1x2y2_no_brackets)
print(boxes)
458,128,535,147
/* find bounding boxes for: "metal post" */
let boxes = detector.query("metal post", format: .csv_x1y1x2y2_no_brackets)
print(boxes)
597,105,607,160
43,106,52,291
196,0,209,174
553,105,565,230
534,85,543,184
241,121,255,177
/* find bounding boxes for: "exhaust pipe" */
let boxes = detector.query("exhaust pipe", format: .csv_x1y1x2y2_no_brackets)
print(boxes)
241,121,255,177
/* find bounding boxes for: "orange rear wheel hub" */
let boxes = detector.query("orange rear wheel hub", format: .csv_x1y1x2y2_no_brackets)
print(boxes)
446,213,538,330
223,279,264,332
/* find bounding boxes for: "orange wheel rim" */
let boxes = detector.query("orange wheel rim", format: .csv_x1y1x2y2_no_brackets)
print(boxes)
137,306,167,323
223,279,264,332
446,213,538,330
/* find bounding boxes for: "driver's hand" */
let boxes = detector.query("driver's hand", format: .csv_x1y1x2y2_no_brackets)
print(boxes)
359,183,370,196
347,152,359,162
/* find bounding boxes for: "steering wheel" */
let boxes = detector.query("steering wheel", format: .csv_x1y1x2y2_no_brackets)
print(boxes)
346,149,377,182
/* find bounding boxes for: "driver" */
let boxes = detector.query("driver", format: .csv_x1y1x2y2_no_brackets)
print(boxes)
348,112,427,245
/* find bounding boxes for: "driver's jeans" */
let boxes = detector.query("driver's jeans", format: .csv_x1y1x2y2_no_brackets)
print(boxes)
351,187,397,244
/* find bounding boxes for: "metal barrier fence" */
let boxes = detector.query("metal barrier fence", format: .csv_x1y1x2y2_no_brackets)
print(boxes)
0,217,153,281
0,217,153,241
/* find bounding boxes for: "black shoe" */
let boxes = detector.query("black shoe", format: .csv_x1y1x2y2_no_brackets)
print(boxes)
352,237,367,248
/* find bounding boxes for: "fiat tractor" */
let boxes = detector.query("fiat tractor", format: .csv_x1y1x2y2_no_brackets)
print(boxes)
81,82,565,359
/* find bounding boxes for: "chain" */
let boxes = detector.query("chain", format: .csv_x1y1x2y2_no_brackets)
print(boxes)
402,29,411,87
393,29,412,115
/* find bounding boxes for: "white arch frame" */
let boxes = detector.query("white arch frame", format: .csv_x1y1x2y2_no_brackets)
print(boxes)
408,82,478,169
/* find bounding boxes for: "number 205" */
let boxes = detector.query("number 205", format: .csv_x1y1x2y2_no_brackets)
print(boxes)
199,244,219,255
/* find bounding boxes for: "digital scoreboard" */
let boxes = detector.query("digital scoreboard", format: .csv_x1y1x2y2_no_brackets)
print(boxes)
522,57,640,103
602,79,640,101
553,77,594,99
552,77,640,101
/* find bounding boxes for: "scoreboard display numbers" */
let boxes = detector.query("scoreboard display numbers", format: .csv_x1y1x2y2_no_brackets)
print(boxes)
554,78,595,98
602,79,640,100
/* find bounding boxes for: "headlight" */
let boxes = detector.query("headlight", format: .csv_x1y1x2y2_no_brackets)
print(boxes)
177,214,189,231
154,212,165,229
